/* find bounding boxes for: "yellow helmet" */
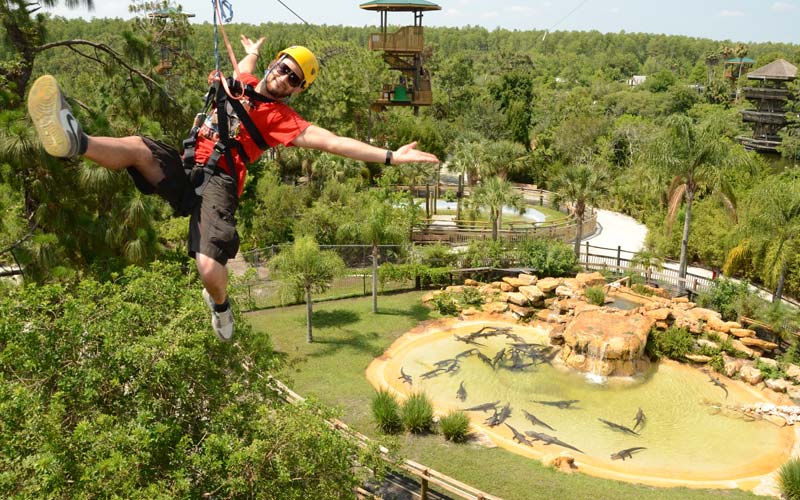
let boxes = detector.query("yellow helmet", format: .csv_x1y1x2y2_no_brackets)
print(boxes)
277,46,319,89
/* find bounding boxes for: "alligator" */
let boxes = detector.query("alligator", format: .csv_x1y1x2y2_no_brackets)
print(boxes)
456,381,467,401
708,374,729,399
532,399,580,409
454,334,486,346
633,407,646,431
462,400,500,412
598,418,640,436
524,430,584,454
491,348,506,368
611,446,647,461
522,409,555,431
505,423,533,446
398,367,412,385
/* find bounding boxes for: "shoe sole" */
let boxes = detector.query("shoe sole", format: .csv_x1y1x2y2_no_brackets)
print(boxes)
27,75,74,158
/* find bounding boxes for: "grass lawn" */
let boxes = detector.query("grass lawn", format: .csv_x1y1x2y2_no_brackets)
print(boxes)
246,292,758,500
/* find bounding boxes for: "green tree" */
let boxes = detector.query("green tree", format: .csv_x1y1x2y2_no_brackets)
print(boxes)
339,193,408,313
725,174,800,303
472,177,524,241
269,236,345,342
651,115,748,292
0,262,374,498
550,162,608,258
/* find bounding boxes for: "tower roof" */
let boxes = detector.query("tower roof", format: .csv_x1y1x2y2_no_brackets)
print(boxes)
359,0,441,12
747,58,798,81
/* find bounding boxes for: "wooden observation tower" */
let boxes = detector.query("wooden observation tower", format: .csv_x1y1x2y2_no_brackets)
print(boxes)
359,0,440,113
737,59,798,153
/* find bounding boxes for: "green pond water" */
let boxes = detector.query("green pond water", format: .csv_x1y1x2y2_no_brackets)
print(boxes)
397,324,791,477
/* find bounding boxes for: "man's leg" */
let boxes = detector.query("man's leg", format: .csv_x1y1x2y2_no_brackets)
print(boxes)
196,252,229,305
28,75,164,186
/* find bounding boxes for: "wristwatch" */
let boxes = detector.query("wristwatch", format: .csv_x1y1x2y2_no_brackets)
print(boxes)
385,150,393,166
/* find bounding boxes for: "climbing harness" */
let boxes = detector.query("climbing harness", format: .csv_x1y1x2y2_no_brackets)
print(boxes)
181,0,271,199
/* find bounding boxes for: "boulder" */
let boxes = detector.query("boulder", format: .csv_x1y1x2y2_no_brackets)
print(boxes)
722,353,745,378
549,326,565,345
555,285,574,298
696,338,720,350
489,281,504,289
502,276,527,289
460,307,479,317
706,316,730,333
672,296,690,303
765,378,791,394
685,354,712,363
758,357,778,368
575,271,607,288
506,292,530,307
730,339,756,358
543,453,577,473
686,307,722,323
445,285,464,293
730,328,757,338
478,284,496,295
787,384,800,401
499,282,514,292
421,291,438,303
785,364,800,382
536,309,561,323
740,337,778,351
655,320,670,330
518,285,545,304
517,273,538,285
464,278,481,287
483,302,509,314
764,414,788,427
644,308,672,321
725,321,743,331
739,365,764,385
508,304,534,319
537,277,562,294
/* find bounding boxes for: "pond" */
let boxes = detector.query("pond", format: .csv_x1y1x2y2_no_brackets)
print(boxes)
367,319,795,491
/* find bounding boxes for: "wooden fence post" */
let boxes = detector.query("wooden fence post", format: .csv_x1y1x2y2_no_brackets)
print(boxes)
616,246,622,274
420,469,429,500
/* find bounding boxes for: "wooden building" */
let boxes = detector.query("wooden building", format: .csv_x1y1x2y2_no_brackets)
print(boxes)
359,0,440,113
737,59,798,153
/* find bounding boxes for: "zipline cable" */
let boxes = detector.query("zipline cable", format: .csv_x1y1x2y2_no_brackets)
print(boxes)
273,0,310,25
542,0,591,40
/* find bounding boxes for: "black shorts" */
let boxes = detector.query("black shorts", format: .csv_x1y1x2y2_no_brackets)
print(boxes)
127,137,240,266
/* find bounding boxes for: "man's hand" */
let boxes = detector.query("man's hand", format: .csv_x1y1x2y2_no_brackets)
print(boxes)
240,34,265,56
392,141,439,165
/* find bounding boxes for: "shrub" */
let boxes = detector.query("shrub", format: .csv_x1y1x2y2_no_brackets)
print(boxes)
517,239,577,277
709,353,725,373
401,392,434,434
439,411,471,442
371,389,402,434
696,278,752,321
460,239,509,268
431,291,460,316
459,286,484,307
420,243,457,267
585,286,605,306
646,326,694,360
779,458,800,500
757,360,786,380
631,283,656,296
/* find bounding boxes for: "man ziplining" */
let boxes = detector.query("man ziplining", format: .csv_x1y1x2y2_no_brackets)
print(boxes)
27,33,440,341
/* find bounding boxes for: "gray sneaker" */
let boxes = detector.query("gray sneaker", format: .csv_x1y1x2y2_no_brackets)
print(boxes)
27,75,84,158
202,288,234,341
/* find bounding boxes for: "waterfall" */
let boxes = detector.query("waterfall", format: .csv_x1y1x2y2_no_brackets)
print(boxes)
586,341,609,384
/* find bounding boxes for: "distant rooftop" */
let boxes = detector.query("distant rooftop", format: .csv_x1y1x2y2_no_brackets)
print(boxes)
747,58,798,81
725,57,755,64
359,0,441,12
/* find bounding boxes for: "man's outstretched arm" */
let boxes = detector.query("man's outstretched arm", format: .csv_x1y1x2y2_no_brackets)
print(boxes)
291,124,439,165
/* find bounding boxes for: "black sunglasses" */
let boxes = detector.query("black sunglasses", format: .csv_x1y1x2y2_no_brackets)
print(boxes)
273,61,304,88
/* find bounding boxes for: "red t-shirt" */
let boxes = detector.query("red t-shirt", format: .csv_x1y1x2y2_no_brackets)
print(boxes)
192,72,310,196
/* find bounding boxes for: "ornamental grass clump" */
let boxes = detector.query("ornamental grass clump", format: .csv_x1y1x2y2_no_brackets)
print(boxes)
401,392,434,434
584,286,605,306
439,411,471,442
779,458,800,499
371,389,402,434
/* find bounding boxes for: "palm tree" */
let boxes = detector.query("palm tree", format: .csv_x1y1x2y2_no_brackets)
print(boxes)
472,177,525,241
651,115,750,293
724,173,800,303
269,236,346,342
550,162,607,259
480,140,528,180
450,135,486,221
339,195,408,313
